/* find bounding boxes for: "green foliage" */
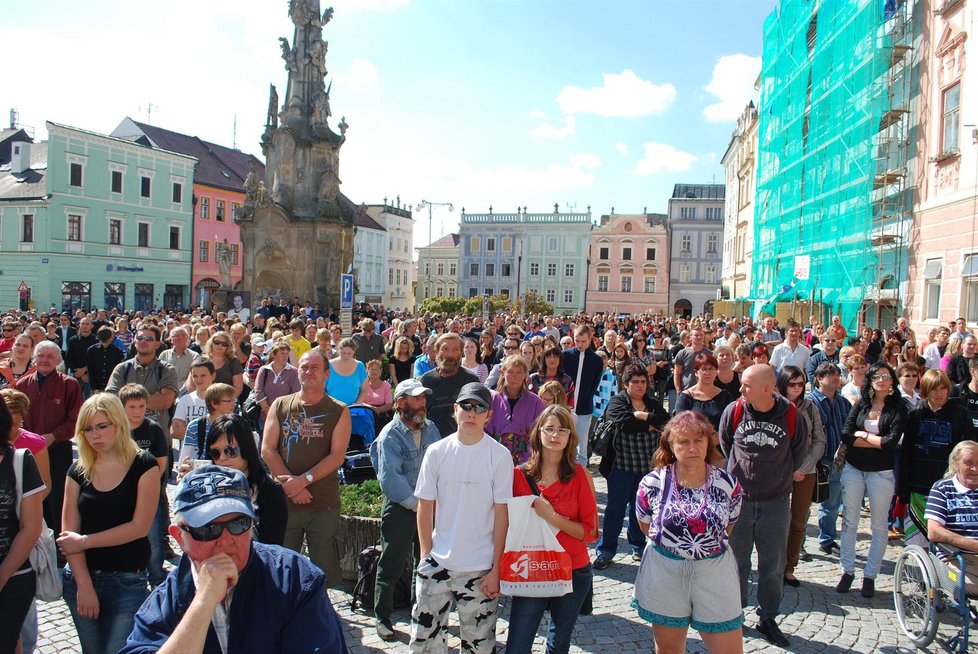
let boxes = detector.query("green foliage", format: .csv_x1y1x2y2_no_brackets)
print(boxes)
513,291,554,316
419,296,467,315
462,293,511,316
340,479,384,518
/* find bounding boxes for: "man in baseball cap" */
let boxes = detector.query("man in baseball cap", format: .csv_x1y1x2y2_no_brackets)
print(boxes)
121,466,346,653
369,378,440,641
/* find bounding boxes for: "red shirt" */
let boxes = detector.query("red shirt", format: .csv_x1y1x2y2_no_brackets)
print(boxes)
513,463,598,569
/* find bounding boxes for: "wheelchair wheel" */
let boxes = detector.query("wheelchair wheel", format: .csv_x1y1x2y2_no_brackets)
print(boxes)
894,545,940,648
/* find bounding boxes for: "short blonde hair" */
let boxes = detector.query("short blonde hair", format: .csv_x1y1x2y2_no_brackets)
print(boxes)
0,388,30,417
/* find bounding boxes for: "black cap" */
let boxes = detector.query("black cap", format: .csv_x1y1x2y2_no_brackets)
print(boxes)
456,382,492,409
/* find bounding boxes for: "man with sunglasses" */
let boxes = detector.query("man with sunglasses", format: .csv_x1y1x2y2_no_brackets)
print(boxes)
806,332,841,382
107,325,180,434
411,382,511,652
121,465,346,653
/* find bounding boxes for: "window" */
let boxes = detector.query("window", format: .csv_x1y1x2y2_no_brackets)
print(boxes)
104,282,125,311
486,263,495,277
389,269,394,285
69,163,83,187
943,83,961,156
621,276,632,293
548,237,558,250
172,182,182,203
199,240,209,262
546,289,556,302
502,263,512,277
622,247,632,261
565,263,575,276
140,176,151,198
470,263,479,277
21,215,33,243
109,219,122,245
138,223,150,248
396,270,402,285
437,262,444,275
547,263,557,276
501,289,510,298
502,237,512,254
644,276,656,293
707,234,718,254
169,226,180,250
435,286,444,297
67,214,82,241
487,237,496,252
564,289,573,304
963,256,978,322
231,203,240,220
597,275,609,292
645,247,655,261
470,236,481,252
135,284,154,311
164,284,184,309
680,207,697,219
448,287,456,298
705,264,718,283
599,246,609,260
111,170,123,194
680,264,691,283
449,263,457,276
469,288,478,298
923,258,942,320
706,207,723,220
485,288,493,297
681,234,692,253
530,262,539,276
61,281,91,312
216,200,225,222
424,262,430,275
200,197,210,219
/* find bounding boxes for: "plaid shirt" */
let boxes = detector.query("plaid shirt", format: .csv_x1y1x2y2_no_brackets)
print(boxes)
592,368,617,418
604,391,670,473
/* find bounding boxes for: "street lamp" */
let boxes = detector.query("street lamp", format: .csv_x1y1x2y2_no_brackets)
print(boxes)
416,200,454,303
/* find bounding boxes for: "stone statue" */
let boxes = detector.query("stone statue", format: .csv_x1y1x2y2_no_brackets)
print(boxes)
216,239,232,289
308,39,326,74
312,91,331,126
266,84,279,128
256,181,270,207
322,6,334,25
338,116,348,136
244,160,259,201
279,37,296,72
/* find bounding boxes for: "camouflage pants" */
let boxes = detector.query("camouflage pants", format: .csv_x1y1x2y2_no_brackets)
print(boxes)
409,556,498,653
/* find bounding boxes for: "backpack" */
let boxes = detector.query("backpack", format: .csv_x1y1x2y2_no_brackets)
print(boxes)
728,396,797,438
350,545,413,613
122,359,165,384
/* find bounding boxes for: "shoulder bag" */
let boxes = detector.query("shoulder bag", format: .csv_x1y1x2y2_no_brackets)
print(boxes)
13,449,63,602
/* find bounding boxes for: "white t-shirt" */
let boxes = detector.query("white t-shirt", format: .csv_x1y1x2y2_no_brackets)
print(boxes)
174,392,208,426
414,433,514,571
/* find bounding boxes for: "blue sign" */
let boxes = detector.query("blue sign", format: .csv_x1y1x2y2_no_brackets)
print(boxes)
341,273,354,310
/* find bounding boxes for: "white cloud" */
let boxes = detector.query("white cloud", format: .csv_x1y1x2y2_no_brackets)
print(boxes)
703,54,762,122
528,109,549,120
632,142,698,176
569,152,602,169
530,115,575,139
346,58,380,89
556,69,676,118
615,142,628,155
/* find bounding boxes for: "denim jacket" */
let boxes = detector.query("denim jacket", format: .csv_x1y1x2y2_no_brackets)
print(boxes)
370,416,441,510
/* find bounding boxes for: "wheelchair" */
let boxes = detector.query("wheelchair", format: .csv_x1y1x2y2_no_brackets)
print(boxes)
894,543,978,653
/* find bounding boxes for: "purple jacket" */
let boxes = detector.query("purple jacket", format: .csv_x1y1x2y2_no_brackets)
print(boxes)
487,389,545,439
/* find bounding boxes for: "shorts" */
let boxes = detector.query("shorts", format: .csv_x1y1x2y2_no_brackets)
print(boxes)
633,545,743,633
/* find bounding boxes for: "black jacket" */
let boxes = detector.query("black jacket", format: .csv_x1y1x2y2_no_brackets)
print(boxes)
898,401,976,500
841,395,907,472
86,342,125,391
65,332,97,373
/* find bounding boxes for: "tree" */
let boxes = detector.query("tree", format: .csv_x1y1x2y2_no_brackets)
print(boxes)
512,291,553,316
418,296,466,315
462,293,510,316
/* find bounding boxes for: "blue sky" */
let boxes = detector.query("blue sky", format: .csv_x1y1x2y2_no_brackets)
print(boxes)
3,0,773,248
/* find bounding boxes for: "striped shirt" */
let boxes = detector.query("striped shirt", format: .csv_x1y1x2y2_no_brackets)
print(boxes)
925,476,978,540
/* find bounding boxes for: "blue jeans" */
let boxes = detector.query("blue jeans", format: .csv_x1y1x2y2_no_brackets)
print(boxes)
63,567,149,654
147,494,169,587
506,565,593,654
729,494,790,620
840,464,894,579
817,466,844,547
20,599,37,654
573,414,592,466
596,468,646,558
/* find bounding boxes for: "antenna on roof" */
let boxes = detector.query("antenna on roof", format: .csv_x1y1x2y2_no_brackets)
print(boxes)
9,108,18,129
138,102,157,123
233,115,237,150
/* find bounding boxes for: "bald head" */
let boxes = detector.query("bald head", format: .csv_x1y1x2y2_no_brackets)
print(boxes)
741,364,776,410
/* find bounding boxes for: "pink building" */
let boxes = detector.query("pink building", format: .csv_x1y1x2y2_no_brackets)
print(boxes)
587,212,670,316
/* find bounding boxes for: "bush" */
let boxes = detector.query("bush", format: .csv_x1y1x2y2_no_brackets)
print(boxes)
340,479,384,518
418,296,467,315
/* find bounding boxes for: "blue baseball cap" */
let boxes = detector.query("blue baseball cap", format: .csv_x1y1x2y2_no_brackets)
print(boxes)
173,465,256,528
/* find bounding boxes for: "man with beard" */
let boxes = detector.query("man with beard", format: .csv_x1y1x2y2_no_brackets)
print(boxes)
420,333,480,437
369,379,441,641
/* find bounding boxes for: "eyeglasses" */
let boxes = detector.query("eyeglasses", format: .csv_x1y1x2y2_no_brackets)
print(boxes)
458,402,489,414
872,374,892,382
787,381,806,388
1,328,14,332
134,335,156,342
212,341,230,347
208,445,240,460
503,345,519,351
540,426,571,436
906,345,917,349
82,422,114,435
180,516,252,542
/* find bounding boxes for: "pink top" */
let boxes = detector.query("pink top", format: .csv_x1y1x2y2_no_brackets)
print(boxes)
363,380,393,408
13,429,45,455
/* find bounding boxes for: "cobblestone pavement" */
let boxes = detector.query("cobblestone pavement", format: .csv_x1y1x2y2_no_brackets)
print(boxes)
36,469,970,653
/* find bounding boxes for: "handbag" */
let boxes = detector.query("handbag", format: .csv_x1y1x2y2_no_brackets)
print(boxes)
812,461,831,504
241,368,267,429
832,444,849,473
13,449,63,602
499,495,574,598
590,416,614,457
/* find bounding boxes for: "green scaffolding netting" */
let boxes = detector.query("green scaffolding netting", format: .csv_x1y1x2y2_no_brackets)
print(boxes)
752,0,903,331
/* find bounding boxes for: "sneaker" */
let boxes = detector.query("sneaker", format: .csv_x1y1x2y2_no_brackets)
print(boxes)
593,554,613,570
631,551,642,562
375,619,396,642
818,541,839,555
757,618,790,647
861,577,875,598
836,572,855,593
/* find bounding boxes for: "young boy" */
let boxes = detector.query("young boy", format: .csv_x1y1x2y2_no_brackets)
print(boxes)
120,383,170,588
170,356,216,442
178,382,236,462
410,382,512,653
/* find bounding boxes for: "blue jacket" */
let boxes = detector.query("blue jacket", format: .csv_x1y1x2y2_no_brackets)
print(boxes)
120,543,347,654
562,347,603,416
370,416,441,510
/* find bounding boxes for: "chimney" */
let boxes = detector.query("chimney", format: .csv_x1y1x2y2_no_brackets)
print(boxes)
9,108,17,130
10,141,31,174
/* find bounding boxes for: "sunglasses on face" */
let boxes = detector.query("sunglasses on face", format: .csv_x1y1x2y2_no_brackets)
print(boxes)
213,341,230,347
458,402,489,414
787,381,805,388
134,335,155,342
180,516,252,542
209,445,240,460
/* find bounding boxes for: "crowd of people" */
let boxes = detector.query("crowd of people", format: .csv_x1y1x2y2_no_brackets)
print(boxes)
2,299,978,653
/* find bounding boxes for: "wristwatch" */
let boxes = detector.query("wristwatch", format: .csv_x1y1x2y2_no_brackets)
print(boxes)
305,472,314,484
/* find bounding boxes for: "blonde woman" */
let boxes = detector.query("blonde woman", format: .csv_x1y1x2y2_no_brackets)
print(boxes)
59,393,160,654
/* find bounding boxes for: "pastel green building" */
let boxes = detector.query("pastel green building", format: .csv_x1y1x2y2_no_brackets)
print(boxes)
0,121,197,311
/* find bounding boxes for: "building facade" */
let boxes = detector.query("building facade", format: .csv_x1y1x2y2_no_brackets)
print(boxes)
366,200,414,310
720,102,757,301
0,121,196,311
458,206,592,314
587,212,669,315
667,184,725,317
353,210,387,304
417,233,460,302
